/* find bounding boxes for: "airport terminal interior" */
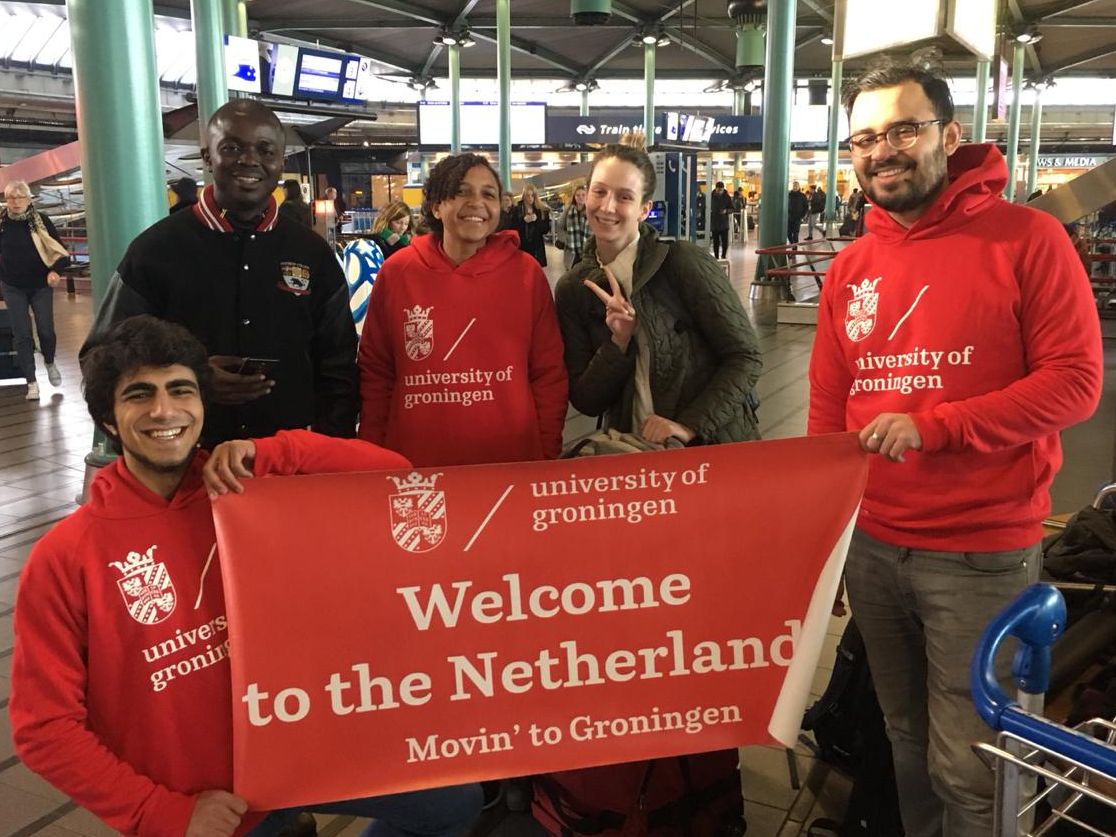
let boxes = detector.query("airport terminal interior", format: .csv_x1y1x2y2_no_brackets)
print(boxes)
1,0,1116,835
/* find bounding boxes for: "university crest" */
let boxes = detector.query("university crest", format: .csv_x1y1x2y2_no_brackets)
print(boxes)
845,277,882,342
278,261,311,296
403,304,434,361
388,472,446,552
109,545,177,625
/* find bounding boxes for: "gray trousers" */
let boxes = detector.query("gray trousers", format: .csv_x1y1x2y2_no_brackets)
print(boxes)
843,527,1041,837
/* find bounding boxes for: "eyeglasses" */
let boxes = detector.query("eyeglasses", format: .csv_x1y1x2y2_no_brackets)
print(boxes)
845,119,944,157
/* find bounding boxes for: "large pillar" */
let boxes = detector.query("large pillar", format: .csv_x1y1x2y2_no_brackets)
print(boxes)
755,0,796,279
1004,41,1025,202
496,0,511,188
67,0,166,470
67,0,165,311
733,87,746,191
236,2,248,38
448,45,461,153
972,59,990,142
824,57,843,228
191,0,228,132
1026,88,1044,198
643,42,655,140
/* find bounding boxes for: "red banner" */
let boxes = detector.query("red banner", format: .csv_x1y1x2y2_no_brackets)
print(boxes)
215,433,867,809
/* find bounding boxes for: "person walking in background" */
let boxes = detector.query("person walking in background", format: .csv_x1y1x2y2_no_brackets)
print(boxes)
370,200,414,261
513,184,549,267
277,179,311,227
358,152,567,467
498,191,516,231
168,177,198,214
806,184,826,239
0,180,69,400
732,187,745,237
709,181,733,259
808,60,1103,837
787,181,808,244
324,186,347,237
560,183,590,270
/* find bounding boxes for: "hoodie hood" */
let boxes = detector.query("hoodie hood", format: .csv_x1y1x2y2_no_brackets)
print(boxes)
409,229,524,277
864,143,1007,243
86,451,210,520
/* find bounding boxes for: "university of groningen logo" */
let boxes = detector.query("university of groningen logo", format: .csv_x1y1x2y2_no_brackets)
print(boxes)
845,277,882,342
109,545,177,625
388,472,446,552
403,304,434,361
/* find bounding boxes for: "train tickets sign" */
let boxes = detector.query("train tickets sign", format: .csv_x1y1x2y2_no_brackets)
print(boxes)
214,433,867,808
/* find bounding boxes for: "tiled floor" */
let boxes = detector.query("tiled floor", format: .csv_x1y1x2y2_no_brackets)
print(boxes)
0,234,1113,837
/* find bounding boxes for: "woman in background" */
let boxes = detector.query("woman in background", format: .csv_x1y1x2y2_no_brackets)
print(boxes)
277,179,311,227
513,184,549,267
370,201,413,260
0,180,69,401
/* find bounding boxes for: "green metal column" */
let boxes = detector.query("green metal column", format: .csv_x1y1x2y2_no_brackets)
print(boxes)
191,0,228,132
448,45,461,153
972,59,990,142
221,0,238,37
1004,41,1025,202
68,0,167,471
1026,89,1043,198
67,0,165,312
581,90,590,164
756,0,797,279
236,2,248,38
496,0,511,188
733,87,746,191
643,43,655,140
824,58,843,229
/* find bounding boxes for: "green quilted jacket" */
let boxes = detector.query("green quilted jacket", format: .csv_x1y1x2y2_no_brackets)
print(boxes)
555,224,762,444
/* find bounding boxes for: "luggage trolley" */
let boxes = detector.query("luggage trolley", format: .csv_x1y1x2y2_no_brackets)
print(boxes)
971,584,1116,836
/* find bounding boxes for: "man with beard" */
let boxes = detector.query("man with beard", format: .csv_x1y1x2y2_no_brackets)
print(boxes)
85,100,358,447
807,62,1102,837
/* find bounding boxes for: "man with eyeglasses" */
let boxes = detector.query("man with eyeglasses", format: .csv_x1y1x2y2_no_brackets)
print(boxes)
807,60,1102,837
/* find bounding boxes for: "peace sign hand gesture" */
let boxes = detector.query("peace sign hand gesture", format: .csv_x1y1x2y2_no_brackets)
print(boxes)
583,264,636,352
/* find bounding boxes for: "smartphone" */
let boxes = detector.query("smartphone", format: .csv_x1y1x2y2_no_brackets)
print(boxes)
235,357,280,377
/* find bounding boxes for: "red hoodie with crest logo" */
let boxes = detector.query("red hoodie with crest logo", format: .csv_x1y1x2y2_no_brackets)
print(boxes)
9,431,408,837
808,144,1102,551
358,230,568,467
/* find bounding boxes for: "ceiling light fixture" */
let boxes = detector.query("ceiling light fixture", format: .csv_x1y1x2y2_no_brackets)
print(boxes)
1013,25,1042,45
820,33,834,46
434,28,475,47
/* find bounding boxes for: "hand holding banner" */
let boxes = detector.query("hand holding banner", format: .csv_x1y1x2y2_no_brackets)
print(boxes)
214,433,866,808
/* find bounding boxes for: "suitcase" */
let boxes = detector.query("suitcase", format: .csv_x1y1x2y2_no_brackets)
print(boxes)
532,751,745,837
0,308,21,379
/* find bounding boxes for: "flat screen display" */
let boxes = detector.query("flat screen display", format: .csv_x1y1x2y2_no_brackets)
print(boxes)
417,102,546,146
296,49,346,99
266,43,299,97
225,36,261,94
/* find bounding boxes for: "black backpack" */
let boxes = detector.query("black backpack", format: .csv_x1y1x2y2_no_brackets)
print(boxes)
801,620,904,836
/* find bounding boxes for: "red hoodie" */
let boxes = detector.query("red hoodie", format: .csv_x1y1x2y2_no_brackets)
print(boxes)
808,144,1102,551
358,230,568,466
9,431,409,837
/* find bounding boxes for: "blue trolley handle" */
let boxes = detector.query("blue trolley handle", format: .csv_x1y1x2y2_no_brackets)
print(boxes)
971,583,1116,776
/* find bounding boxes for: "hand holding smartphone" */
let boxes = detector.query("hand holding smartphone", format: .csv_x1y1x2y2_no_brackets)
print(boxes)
233,357,280,378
